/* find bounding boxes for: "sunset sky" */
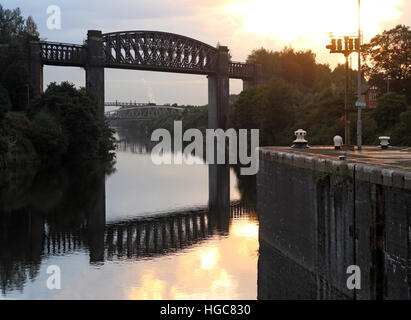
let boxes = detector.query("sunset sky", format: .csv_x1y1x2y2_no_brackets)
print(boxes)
3,0,410,105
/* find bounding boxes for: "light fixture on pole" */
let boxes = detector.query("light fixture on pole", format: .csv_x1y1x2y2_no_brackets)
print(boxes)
326,35,359,146
326,1,363,149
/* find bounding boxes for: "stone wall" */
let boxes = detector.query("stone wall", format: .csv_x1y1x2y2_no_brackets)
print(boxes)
257,148,411,300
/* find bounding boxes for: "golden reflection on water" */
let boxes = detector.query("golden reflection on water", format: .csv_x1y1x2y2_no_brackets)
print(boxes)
127,214,259,300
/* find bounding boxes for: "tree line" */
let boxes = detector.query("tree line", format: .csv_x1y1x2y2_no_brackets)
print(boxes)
156,24,411,147
232,24,411,147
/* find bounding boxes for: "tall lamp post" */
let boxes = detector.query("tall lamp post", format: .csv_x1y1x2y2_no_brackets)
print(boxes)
326,1,363,149
356,0,362,150
326,36,360,146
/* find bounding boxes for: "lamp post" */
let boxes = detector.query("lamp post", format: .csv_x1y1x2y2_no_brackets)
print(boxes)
326,1,362,149
356,0,362,150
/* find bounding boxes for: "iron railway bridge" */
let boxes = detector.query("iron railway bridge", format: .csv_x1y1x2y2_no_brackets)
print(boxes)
29,30,263,129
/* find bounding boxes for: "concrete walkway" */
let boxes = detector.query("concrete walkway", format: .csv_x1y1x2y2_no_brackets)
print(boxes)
261,146,411,171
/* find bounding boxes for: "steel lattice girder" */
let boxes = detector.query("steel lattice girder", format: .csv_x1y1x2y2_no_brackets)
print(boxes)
38,31,256,79
102,31,219,75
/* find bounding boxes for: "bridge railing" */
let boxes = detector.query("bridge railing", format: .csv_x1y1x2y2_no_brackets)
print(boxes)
228,62,255,79
38,40,257,80
105,102,149,107
40,41,86,66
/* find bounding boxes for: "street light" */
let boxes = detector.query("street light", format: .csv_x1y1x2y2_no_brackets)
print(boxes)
356,0,362,150
326,35,359,146
325,0,363,149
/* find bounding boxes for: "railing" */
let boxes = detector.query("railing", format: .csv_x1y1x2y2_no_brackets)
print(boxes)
40,41,86,66
228,62,255,79
38,40,257,80
105,102,149,107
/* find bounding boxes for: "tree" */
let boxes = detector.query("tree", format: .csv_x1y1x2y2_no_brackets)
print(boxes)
0,5,38,43
0,6,24,43
393,108,411,146
371,92,408,133
246,47,322,91
246,48,281,80
362,25,411,103
31,82,115,162
231,79,300,146
0,5,39,111
28,112,63,158
0,84,11,120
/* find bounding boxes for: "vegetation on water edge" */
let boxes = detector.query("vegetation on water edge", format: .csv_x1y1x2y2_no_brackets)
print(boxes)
0,6,115,169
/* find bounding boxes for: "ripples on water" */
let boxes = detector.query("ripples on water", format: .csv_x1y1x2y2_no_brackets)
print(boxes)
0,126,259,299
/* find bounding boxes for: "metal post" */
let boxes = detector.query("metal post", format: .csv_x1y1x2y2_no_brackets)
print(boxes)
345,53,350,146
356,0,362,150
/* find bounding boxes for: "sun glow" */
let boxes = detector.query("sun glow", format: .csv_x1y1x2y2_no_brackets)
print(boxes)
226,0,403,41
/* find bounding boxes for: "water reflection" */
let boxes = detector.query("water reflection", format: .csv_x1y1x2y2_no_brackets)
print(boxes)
0,126,258,299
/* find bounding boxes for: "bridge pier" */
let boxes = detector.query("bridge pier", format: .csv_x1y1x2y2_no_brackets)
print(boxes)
87,171,106,263
28,41,43,96
208,163,230,222
86,30,105,120
207,46,231,214
208,46,230,130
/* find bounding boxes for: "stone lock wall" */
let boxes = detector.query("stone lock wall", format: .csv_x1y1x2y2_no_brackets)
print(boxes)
257,148,411,300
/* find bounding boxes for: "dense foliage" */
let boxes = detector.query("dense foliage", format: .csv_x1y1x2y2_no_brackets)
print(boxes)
0,6,115,168
362,25,411,104
230,29,411,147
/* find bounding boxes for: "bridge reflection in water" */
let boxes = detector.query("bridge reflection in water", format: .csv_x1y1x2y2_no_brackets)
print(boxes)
0,127,259,298
45,201,252,264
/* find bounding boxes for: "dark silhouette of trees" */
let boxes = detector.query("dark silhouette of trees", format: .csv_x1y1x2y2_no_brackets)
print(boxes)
362,25,411,103
246,47,319,90
0,6,115,167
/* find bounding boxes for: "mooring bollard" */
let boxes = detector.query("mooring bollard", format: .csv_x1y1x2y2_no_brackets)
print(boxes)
333,135,343,150
379,136,390,149
291,129,309,149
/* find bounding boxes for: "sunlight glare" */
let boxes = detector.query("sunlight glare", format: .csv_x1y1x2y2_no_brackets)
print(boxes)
226,0,403,41
231,220,259,240
200,246,220,270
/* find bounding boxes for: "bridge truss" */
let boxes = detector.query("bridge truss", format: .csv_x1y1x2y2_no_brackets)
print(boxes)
38,31,257,80
106,105,184,120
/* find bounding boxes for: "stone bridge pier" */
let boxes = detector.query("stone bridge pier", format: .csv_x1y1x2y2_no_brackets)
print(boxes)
208,46,230,130
85,30,105,121
28,41,43,96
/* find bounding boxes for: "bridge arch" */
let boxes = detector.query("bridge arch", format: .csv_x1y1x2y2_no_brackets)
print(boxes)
102,30,218,75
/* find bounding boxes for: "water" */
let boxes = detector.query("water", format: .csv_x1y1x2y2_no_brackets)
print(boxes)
0,126,258,300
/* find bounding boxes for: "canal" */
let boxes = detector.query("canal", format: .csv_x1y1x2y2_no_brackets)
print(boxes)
0,126,259,299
